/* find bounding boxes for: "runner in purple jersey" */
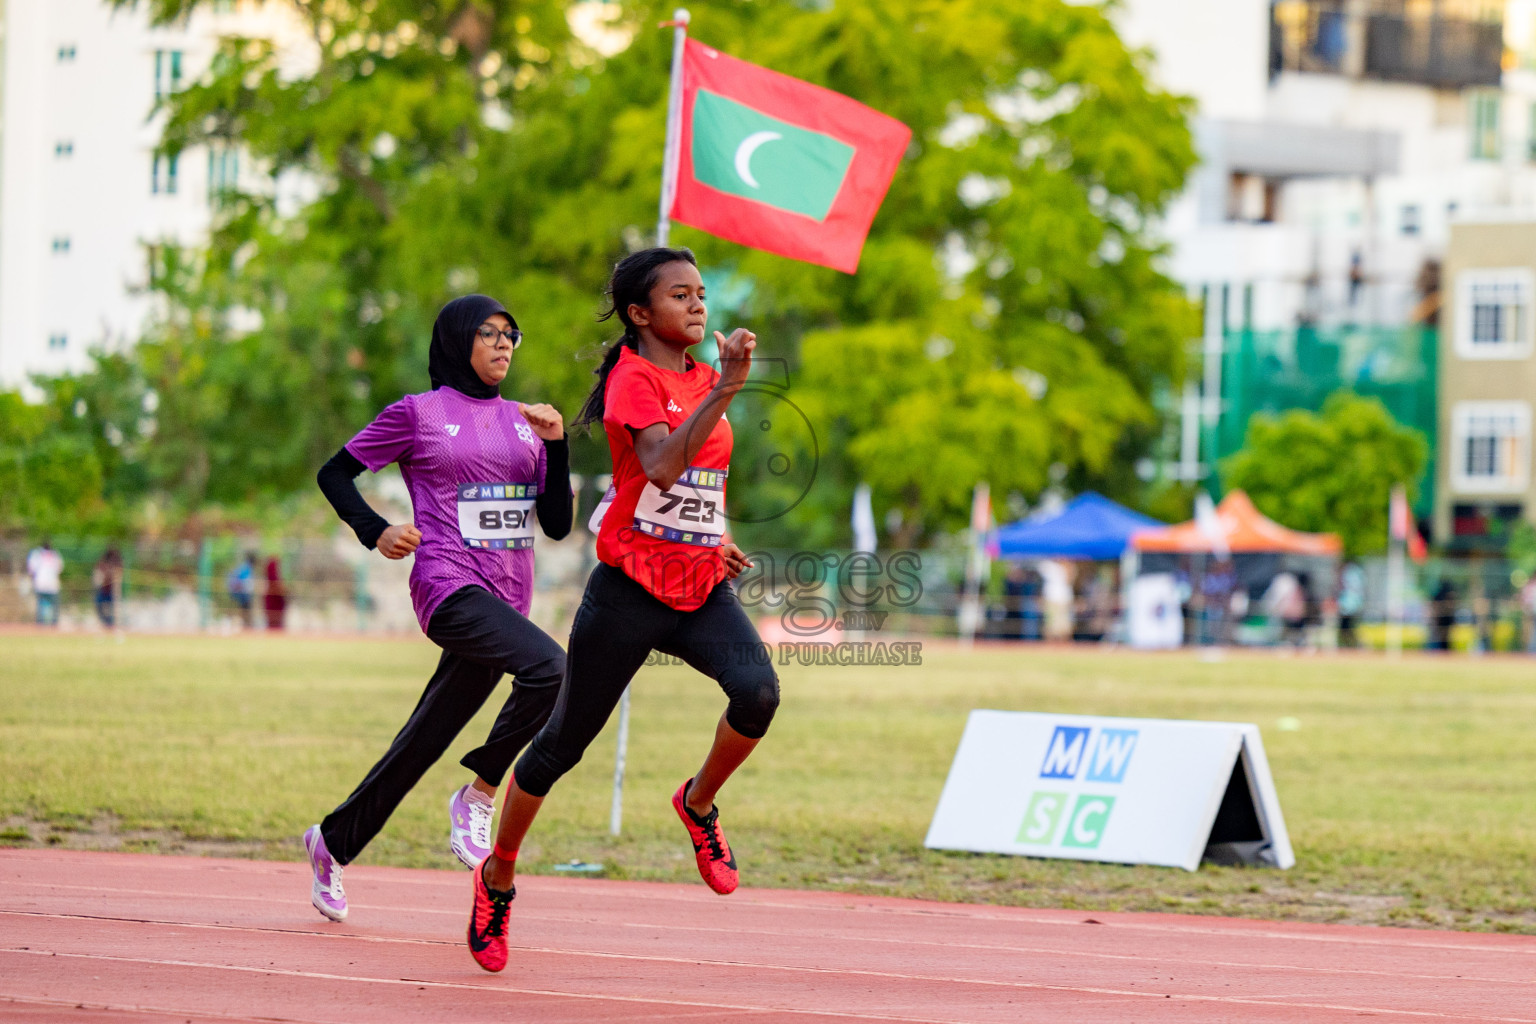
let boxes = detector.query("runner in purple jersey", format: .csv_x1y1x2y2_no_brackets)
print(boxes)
301,294,572,923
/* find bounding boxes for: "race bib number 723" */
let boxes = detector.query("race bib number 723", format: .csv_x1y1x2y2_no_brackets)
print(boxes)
633,466,726,547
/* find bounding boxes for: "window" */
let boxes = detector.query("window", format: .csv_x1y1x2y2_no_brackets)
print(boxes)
1400,204,1420,235
1452,401,1531,494
208,145,239,206
57,45,77,62
1451,503,1524,539
151,153,179,195
51,237,71,254
1470,92,1501,160
54,141,73,158
47,334,68,350
1455,268,1535,358
153,49,183,100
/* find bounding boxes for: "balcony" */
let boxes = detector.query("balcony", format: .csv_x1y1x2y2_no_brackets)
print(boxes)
1271,1,1503,90
1364,11,1502,88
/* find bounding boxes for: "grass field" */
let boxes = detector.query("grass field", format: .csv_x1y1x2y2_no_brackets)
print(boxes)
1,632,1532,934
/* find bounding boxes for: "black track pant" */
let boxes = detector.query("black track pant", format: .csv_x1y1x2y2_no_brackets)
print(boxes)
320,585,564,864
513,562,779,798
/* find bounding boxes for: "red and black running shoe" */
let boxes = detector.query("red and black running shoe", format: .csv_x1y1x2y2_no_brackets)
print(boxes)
467,857,515,972
672,778,738,895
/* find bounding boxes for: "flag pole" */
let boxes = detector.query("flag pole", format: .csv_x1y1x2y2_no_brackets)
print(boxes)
609,680,632,836
612,8,691,839
958,482,991,648
1386,484,1406,658
656,8,691,246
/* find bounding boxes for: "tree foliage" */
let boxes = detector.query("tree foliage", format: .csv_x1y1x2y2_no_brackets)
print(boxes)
9,0,1196,544
1221,392,1429,558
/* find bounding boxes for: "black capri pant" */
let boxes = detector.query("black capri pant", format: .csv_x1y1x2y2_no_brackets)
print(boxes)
513,562,779,798
320,585,564,864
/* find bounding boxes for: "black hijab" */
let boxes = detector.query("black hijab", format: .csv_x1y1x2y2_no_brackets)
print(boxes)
428,294,517,400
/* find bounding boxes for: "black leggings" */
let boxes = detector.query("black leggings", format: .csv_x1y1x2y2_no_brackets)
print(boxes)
320,585,564,864
513,562,779,798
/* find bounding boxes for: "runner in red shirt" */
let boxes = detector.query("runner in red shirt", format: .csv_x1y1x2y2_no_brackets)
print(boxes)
466,248,779,972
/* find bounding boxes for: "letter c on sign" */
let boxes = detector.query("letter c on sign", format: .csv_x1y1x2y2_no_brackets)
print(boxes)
1071,799,1109,845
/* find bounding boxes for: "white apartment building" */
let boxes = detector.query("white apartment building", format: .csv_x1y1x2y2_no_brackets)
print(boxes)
1113,0,1536,510
0,0,310,389
1119,0,1536,333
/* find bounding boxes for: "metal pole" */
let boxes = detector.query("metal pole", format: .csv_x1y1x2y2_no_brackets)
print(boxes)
196,538,213,630
655,9,690,246
1386,539,1405,658
609,686,632,836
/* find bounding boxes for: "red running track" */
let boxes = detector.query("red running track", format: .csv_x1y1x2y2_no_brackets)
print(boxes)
1,849,1532,1023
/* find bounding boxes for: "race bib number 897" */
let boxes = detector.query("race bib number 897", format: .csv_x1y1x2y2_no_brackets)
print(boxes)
633,466,726,547
458,482,538,550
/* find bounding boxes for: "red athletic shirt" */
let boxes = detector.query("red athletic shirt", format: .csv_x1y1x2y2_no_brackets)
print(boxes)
597,345,733,611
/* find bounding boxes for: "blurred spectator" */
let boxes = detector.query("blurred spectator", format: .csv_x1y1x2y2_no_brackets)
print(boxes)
1075,568,1115,642
227,553,256,628
1002,564,1028,640
1040,559,1074,642
1263,571,1305,646
263,557,287,631
92,548,123,628
1016,567,1044,641
1338,562,1364,648
1198,559,1237,646
25,540,63,627
1173,557,1195,643
1229,585,1250,628
1427,580,1457,651
1294,572,1316,646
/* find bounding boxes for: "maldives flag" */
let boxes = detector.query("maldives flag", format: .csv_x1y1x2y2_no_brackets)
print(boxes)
671,39,911,274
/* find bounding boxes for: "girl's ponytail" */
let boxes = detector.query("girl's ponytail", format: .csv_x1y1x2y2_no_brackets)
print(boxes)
573,334,636,430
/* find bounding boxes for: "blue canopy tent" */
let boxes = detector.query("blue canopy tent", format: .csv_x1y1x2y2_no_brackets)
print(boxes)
994,492,1161,561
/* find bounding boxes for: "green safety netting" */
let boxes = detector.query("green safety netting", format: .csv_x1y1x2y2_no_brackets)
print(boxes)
1211,325,1437,516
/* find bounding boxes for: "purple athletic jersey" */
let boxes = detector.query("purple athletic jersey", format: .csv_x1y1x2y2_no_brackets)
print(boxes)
345,388,549,631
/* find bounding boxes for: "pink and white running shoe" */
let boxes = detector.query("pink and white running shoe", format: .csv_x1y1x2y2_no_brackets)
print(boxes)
303,825,347,922
448,785,494,869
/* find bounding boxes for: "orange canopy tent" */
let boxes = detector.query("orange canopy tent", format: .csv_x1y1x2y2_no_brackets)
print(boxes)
1130,490,1342,556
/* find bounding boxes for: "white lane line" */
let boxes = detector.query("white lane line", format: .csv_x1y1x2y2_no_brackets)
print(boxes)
5,870,1534,961
3,902,1533,994
0,991,744,1024
611,918,1536,988
0,993,299,1024
5,932,1536,1024
0,948,1005,1024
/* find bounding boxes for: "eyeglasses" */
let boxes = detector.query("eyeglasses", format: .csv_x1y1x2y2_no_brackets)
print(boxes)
476,324,523,349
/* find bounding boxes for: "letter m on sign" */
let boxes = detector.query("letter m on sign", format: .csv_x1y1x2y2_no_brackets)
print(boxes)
1039,726,1090,779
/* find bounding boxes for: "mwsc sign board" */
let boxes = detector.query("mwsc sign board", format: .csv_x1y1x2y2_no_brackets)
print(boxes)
925,711,1294,871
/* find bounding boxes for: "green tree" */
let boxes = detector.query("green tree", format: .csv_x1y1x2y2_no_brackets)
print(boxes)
0,394,111,535
89,0,1194,545
1221,392,1429,557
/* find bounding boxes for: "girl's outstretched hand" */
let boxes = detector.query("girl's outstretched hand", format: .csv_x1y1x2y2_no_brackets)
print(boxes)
713,329,756,395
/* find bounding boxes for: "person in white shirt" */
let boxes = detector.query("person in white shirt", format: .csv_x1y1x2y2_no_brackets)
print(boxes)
26,540,64,626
